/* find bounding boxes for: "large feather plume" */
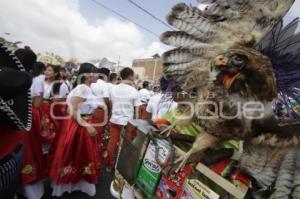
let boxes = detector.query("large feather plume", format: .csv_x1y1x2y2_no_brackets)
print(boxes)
257,18,300,119
161,0,294,90
238,18,300,198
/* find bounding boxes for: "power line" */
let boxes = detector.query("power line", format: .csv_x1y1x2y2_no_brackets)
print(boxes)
127,0,175,31
89,0,159,38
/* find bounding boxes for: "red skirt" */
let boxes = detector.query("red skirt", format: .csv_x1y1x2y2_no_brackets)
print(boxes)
47,101,69,163
40,102,59,144
51,99,69,125
92,108,106,160
139,104,149,120
0,128,22,159
49,117,101,184
21,107,47,184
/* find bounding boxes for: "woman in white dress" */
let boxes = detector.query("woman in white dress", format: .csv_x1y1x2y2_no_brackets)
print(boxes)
49,63,102,197
20,62,48,199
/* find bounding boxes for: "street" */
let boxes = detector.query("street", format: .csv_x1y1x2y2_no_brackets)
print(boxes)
19,168,115,199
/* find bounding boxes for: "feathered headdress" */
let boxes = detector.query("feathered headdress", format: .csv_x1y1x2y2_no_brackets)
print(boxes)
256,18,300,119
161,0,295,90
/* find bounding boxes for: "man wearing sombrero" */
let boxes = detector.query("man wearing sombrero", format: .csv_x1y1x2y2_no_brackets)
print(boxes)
0,43,32,198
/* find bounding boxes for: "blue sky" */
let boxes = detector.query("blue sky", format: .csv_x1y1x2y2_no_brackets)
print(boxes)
79,0,299,36
79,0,195,40
1,0,299,66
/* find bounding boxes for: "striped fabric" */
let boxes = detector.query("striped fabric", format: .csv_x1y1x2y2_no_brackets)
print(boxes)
0,145,23,199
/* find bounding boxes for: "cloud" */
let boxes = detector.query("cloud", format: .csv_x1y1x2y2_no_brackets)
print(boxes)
0,0,167,66
283,2,300,31
1,0,298,66
288,1,300,18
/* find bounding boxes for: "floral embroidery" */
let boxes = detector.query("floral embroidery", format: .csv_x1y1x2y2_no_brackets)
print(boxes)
60,166,76,177
82,163,95,175
61,106,67,114
41,115,56,140
22,164,36,175
59,164,96,177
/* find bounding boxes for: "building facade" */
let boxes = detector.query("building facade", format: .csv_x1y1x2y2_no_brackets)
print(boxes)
132,57,162,81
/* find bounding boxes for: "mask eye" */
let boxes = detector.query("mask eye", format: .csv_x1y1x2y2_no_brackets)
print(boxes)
230,54,247,68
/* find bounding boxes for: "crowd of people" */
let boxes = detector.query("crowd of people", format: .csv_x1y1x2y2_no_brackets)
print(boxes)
0,44,178,199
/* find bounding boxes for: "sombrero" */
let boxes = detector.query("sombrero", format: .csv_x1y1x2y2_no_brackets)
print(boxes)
0,43,32,131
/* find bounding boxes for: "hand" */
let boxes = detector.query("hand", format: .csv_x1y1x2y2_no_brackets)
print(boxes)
86,125,97,137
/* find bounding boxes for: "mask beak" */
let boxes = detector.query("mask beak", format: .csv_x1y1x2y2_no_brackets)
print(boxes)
223,73,240,90
215,55,229,68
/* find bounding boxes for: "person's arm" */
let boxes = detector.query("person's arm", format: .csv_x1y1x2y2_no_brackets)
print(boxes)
103,83,111,113
146,100,153,120
104,97,110,114
32,94,43,108
108,85,114,118
32,76,44,108
134,106,139,119
108,99,112,118
69,96,97,136
134,91,141,119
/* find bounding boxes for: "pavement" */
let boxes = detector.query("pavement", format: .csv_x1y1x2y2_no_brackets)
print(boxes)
18,167,115,199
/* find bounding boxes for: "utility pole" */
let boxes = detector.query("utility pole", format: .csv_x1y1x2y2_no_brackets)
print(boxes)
152,59,157,81
117,56,120,73
152,54,160,82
